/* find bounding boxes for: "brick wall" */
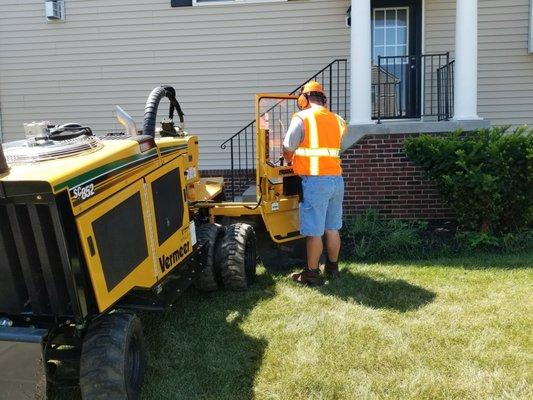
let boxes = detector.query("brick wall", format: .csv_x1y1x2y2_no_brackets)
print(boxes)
200,133,453,219
341,134,453,219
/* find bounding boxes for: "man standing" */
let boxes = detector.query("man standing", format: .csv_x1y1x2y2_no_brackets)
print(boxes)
282,81,346,285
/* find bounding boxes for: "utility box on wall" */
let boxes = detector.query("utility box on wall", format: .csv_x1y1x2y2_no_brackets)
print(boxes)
45,0,65,22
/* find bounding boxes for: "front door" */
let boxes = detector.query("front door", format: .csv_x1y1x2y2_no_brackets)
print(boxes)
371,0,422,119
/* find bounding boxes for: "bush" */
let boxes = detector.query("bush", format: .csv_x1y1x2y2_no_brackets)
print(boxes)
456,230,533,253
341,210,533,262
404,126,533,233
342,209,425,261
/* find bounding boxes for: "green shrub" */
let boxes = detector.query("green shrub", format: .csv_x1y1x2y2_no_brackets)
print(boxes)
341,210,533,262
404,126,533,233
342,209,425,261
456,230,533,253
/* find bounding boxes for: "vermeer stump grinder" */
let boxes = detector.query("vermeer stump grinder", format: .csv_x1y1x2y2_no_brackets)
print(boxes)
0,87,304,399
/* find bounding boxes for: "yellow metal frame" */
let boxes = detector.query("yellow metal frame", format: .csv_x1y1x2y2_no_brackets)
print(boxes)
76,180,158,312
143,156,193,280
76,152,193,312
255,94,302,243
200,94,303,243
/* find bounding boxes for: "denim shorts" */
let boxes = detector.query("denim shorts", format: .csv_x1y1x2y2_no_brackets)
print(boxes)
299,175,344,237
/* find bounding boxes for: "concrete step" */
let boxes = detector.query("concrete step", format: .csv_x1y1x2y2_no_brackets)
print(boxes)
242,184,257,202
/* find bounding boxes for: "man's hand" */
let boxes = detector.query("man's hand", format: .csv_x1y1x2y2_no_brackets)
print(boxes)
283,147,294,165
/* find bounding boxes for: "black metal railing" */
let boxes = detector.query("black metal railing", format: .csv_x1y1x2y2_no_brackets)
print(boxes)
375,52,454,121
220,59,348,200
437,59,455,121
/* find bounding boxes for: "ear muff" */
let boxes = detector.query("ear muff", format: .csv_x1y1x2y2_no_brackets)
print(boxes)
297,93,309,110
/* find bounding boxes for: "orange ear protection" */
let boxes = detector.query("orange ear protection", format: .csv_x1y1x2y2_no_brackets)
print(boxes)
297,80,326,110
297,93,310,110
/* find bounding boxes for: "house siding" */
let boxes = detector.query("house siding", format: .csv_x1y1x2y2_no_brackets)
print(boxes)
0,0,350,169
1,0,532,170
425,0,533,127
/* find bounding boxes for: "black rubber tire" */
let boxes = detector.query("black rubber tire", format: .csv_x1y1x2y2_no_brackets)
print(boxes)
79,313,146,400
194,223,224,292
217,223,257,291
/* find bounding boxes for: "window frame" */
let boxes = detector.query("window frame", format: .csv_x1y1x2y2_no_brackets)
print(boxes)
193,0,287,6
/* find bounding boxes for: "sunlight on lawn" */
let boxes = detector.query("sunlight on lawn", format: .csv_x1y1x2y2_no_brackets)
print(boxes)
139,252,533,400
52,253,532,399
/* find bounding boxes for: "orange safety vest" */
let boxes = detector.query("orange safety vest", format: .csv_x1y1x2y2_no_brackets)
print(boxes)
292,106,346,176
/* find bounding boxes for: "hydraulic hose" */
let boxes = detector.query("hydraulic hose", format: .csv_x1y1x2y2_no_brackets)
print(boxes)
142,86,185,138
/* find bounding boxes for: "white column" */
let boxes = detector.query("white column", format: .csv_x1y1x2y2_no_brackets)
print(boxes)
453,0,480,120
350,0,373,125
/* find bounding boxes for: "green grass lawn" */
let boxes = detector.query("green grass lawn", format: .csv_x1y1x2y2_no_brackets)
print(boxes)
138,252,532,400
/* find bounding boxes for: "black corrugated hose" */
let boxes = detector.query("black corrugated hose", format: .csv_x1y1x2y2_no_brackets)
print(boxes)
142,86,185,138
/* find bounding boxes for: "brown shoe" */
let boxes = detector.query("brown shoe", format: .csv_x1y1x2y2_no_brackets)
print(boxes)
324,261,340,279
292,267,323,286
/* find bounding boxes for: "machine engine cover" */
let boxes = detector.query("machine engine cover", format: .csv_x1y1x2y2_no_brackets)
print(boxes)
2,136,102,165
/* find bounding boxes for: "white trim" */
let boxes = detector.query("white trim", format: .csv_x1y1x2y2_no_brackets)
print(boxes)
193,0,286,6
421,0,425,54
453,0,480,120
350,0,373,125
529,0,533,53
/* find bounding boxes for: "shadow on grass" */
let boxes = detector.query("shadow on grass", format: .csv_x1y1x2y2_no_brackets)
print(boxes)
139,272,276,400
316,270,436,312
51,272,276,400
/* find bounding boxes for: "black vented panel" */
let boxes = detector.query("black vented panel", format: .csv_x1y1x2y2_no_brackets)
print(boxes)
92,192,149,292
0,201,72,316
152,168,184,246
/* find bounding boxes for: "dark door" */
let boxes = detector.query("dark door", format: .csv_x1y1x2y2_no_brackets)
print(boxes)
371,0,422,119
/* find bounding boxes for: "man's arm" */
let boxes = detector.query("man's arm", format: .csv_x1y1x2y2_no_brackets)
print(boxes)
282,117,304,165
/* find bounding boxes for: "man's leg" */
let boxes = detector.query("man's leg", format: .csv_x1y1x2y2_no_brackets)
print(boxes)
324,176,344,279
306,236,323,270
324,229,341,262
292,177,327,285
292,235,324,285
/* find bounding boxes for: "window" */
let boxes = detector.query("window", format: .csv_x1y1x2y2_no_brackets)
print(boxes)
171,0,286,6
194,0,286,5
372,7,409,64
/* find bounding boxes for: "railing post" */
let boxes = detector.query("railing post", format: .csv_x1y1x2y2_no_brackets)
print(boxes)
445,52,450,120
230,140,235,201
329,64,333,112
437,67,442,121
377,56,382,123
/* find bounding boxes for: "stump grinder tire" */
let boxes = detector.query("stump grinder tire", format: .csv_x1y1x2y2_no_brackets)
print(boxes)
79,312,146,400
194,223,224,292
218,223,257,291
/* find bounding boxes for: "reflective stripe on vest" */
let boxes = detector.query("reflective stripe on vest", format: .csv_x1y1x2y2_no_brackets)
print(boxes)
294,148,340,157
308,112,320,175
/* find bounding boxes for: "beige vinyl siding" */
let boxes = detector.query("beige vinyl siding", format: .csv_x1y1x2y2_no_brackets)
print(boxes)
0,0,350,169
425,0,533,127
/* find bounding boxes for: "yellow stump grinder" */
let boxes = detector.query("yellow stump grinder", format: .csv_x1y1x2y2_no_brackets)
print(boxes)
0,87,303,399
